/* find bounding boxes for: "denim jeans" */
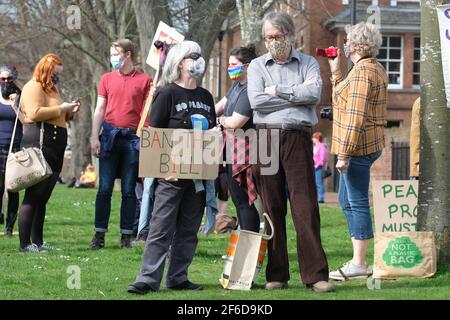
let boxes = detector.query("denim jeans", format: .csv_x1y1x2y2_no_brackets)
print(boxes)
315,166,325,202
95,135,139,235
138,177,156,237
338,151,382,240
204,180,218,235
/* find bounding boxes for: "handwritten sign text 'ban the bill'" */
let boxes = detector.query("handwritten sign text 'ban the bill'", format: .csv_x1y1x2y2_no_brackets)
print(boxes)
372,180,419,233
139,128,220,180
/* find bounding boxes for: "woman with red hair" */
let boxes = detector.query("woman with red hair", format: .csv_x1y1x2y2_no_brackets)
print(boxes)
312,132,329,203
18,53,80,252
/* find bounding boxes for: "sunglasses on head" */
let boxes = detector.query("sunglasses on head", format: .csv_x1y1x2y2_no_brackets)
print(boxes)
0,76,13,82
184,52,202,61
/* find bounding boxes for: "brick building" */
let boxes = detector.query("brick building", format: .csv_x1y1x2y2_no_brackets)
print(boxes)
203,0,420,190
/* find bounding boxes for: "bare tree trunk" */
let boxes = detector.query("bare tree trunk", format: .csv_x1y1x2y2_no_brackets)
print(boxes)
418,0,450,265
186,0,236,81
236,0,275,47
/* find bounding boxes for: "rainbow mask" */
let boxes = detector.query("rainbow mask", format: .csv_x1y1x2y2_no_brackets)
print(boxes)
227,65,245,80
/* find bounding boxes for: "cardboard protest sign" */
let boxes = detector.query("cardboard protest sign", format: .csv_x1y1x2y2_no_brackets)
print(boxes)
146,21,185,70
139,127,220,180
372,180,418,233
373,232,436,279
138,21,185,137
372,180,437,279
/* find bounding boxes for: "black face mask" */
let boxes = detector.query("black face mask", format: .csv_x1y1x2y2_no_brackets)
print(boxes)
52,75,60,85
1,82,20,100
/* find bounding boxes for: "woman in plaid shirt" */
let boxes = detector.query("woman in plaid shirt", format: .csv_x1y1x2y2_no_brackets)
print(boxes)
326,22,388,281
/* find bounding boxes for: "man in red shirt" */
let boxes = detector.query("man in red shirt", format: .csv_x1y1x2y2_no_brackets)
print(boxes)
90,39,152,249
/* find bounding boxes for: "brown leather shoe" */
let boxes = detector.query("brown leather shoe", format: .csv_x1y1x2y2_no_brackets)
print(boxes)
264,281,288,290
310,281,335,293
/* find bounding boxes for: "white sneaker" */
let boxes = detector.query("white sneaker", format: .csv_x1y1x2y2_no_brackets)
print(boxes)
329,261,371,281
20,244,40,253
38,242,59,251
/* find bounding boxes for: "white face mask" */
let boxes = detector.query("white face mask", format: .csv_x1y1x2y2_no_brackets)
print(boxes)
187,57,206,78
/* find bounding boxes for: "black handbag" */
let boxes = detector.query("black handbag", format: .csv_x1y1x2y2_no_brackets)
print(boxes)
322,166,332,179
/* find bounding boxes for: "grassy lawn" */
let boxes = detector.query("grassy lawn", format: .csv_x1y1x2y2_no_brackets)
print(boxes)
0,184,448,300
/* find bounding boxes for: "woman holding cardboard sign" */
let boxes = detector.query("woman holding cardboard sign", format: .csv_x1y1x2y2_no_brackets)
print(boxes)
326,22,387,280
128,41,216,294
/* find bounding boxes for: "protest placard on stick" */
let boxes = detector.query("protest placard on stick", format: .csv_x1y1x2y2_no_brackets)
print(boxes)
137,22,185,137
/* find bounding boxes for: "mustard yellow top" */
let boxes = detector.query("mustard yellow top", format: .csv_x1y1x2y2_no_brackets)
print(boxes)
80,170,97,186
19,79,72,128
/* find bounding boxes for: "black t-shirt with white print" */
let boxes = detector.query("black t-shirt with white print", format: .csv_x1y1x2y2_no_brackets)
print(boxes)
149,83,216,129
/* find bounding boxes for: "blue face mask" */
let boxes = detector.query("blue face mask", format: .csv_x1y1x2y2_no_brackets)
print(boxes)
343,44,351,58
111,56,124,70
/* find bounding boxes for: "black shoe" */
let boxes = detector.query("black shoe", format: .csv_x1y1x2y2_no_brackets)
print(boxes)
89,232,105,250
67,178,76,188
128,282,156,294
168,280,203,291
121,234,132,249
4,229,13,237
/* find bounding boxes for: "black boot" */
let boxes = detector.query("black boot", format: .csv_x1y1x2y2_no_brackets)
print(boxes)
89,232,105,250
121,234,132,249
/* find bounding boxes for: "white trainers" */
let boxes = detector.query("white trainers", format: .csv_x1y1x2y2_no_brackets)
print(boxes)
38,242,59,251
20,244,40,253
329,261,371,281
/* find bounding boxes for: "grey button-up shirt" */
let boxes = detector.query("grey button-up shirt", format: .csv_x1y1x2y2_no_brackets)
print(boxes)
247,48,322,128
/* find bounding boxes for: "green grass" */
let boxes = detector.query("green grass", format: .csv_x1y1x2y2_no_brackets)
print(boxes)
0,185,448,300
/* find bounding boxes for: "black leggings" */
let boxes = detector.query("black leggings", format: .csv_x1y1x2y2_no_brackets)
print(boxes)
18,172,60,248
18,123,67,248
0,188,19,232
0,144,19,232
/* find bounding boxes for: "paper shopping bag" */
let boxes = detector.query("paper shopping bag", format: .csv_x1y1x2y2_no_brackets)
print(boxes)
373,231,437,279
219,213,273,290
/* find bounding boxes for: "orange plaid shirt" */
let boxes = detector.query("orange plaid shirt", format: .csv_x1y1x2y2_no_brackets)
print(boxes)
331,58,388,160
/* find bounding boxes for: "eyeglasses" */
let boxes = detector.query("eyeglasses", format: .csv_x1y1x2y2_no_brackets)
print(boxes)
264,34,287,42
0,76,13,82
184,52,202,61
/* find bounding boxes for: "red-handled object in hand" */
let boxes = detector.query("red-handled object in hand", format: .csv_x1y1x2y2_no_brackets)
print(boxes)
316,47,339,59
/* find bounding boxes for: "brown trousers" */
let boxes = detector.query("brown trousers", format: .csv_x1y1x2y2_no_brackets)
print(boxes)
254,129,329,285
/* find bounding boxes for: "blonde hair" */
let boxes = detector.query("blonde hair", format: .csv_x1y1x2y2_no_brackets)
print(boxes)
346,22,382,57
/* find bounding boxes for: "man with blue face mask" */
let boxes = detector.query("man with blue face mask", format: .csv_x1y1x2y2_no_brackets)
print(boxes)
89,39,152,250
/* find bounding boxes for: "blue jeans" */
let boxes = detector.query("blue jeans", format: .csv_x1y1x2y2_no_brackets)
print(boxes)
138,177,156,237
95,135,139,235
338,151,382,240
315,166,325,202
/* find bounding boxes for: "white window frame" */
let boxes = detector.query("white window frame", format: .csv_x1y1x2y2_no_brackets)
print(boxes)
412,36,420,89
379,35,404,90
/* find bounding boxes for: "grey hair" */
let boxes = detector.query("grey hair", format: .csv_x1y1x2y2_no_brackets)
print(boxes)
160,40,202,86
0,65,18,79
346,22,383,57
262,11,296,43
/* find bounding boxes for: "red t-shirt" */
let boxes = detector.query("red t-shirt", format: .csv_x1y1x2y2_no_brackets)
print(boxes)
98,70,152,129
